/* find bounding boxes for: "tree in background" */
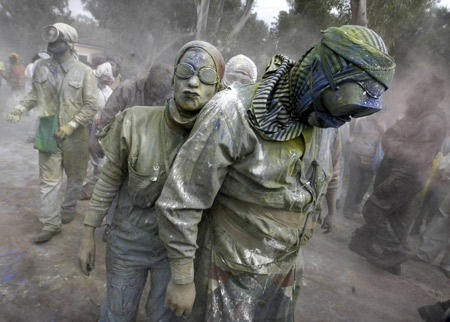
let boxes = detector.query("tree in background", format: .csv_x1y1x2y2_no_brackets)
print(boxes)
271,0,350,59
81,0,268,77
351,0,368,26
366,0,434,56
0,0,72,62
417,6,450,73
271,0,450,77
2,0,450,80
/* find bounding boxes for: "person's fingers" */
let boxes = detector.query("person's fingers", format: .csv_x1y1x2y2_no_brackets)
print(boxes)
88,254,95,271
175,306,184,317
321,222,331,234
6,114,19,123
77,257,90,276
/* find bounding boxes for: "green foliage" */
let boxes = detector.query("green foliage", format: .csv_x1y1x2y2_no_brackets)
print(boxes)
271,0,450,78
221,13,273,75
271,0,350,60
79,0,268,75
407,6,450,75
364,0,450,77
366,0,434,54
2,0,450,80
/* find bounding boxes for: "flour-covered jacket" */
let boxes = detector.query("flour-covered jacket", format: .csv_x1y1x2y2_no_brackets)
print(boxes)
19,56,97,127
156,84,337,282
84,104,188,230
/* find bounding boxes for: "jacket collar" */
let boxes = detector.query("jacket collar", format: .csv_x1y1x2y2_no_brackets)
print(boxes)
50,55,76,73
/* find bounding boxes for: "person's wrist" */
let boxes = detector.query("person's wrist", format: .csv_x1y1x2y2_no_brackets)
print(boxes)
15,105,27,114
82,224,96,237
68,120,78,129
170,260,194,284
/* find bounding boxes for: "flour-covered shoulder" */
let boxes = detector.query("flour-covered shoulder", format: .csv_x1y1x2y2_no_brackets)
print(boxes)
193,85,257,131
188,85,258,158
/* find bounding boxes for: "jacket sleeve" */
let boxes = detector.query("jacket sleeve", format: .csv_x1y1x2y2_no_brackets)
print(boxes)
98,80,134,129
83,111,130,227
156,95,243,284
73,68,98,126
18,71,40,111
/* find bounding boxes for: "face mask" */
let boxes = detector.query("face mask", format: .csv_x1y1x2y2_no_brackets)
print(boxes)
307,111,351,128
47,41,70,56
307,79,384,128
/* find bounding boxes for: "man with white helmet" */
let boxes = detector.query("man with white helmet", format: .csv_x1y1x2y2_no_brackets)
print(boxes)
5,22,98,243
222,54,257,88
79,62,116,200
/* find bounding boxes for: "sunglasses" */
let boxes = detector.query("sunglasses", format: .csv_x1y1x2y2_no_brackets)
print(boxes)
175,63,219,85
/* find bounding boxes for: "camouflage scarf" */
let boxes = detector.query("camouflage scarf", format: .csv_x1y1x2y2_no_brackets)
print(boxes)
248,25,395,141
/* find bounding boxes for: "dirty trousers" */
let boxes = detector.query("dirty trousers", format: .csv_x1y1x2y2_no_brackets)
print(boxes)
191,223,299,322
82,151,105,187
100,220,182,322
362,158,423,250
38,127,89,232
419,190,450,273
343,152,374,214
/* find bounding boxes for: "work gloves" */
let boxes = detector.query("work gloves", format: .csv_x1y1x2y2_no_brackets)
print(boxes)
55,123,76,139
5,105,27,123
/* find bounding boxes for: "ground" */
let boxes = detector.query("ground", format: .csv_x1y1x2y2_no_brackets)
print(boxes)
0,86,449,322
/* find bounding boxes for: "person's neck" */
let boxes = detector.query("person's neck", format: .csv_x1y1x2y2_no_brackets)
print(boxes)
166,98,199,132
165,105,189,134
54,51,72,64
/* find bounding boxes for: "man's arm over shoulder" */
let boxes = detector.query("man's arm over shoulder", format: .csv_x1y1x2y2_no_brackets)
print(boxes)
156,90,251,283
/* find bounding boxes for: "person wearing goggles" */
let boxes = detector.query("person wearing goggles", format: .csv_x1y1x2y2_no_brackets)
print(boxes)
156,25,395,321
174,62,220,85
78,40,225,321
5,23,98,243
172,61,221,115
42,23,78,58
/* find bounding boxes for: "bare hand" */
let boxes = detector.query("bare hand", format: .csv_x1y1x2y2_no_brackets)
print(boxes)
165,281,196,317
321,214,335,234
77,225,96,276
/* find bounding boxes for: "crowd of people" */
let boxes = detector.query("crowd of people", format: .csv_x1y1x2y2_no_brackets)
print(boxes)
2,21,449,322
